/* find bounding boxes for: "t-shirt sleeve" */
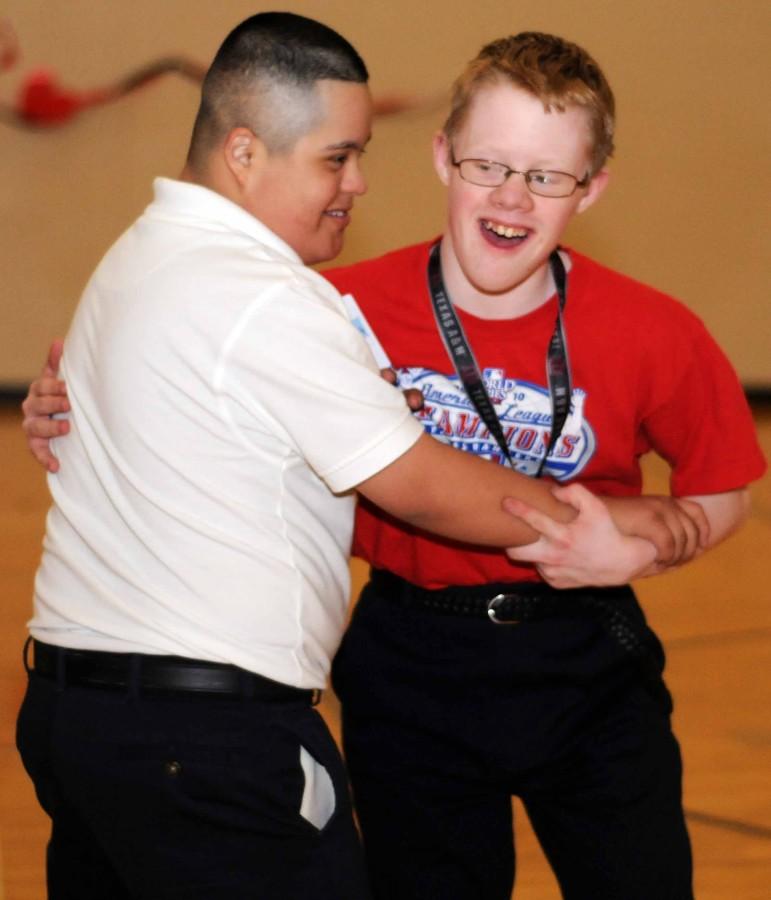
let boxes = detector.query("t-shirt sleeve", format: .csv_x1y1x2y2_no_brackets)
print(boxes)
640,310,766,496
217,279,423,493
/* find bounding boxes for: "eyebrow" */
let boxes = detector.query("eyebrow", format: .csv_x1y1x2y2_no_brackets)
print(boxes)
322,136,371,152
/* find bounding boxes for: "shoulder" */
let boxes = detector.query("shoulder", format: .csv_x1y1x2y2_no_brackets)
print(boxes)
321,239,436,296
568,250,706,332
210,242,344,312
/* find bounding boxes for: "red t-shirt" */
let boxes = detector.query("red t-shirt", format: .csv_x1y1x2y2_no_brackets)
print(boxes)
324,241,766,588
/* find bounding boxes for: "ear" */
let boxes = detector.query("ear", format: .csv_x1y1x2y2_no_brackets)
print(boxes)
432,131,453,186
575,168,610,214
222,127,267,189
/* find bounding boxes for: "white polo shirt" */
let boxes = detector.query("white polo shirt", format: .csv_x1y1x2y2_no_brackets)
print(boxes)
31,178,422,688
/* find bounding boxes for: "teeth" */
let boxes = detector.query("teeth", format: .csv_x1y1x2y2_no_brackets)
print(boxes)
327,210,346,217
483,220,527,239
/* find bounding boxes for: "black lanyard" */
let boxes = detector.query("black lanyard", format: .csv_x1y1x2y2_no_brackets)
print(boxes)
427,241,572,478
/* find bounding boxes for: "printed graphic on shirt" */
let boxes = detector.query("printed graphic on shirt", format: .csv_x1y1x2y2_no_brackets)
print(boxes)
398,367,595,480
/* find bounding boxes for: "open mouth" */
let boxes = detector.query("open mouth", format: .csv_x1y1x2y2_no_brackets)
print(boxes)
480,219,528,248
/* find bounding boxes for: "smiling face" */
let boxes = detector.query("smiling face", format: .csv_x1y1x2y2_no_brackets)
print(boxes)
242,79,372,265
434,81,608,315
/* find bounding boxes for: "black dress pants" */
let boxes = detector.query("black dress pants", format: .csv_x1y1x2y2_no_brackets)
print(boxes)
332,577,693,900
17,665,371,899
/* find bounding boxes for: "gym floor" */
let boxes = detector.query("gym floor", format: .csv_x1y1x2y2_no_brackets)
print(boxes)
1,403,769,899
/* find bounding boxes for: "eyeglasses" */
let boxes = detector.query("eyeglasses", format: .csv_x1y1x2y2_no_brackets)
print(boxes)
451,154,589,198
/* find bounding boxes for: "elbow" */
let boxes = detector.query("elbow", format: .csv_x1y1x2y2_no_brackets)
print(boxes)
735,489,752,528
689,487,753,548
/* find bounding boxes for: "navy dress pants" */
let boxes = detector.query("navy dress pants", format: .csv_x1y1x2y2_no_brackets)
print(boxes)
332,577,693,900
17,667,371,899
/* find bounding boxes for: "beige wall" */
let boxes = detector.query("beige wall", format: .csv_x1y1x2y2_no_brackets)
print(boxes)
2,0,769,386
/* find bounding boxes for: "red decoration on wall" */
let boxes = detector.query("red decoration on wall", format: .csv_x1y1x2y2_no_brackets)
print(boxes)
17,70,108,125
1,18,430,130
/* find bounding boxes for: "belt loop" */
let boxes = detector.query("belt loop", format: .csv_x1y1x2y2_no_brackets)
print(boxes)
127,654,142,700
239,670,256,701
311,689,322,707
55,645,66,692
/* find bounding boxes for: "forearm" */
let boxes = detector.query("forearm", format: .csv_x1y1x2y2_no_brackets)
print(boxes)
683,489,751,549
633,488,750,577
357,433,576,548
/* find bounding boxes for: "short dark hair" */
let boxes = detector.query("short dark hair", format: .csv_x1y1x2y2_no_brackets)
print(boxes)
187,12,368,164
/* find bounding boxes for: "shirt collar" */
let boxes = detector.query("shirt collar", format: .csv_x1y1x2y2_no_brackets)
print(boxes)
148,177,303,265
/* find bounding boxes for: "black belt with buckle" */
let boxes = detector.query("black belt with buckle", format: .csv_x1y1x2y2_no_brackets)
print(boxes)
29,639,321,704
370,569,651,660
371,568,607,624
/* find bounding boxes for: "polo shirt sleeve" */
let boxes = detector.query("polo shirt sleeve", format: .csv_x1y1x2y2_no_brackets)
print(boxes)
216,278,423,494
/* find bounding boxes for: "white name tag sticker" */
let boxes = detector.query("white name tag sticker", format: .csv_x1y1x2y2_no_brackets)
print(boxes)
340,293,392,369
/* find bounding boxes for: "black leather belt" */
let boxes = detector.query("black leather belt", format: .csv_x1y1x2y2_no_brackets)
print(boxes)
370,568,612,624
369,569,651,662
30,640,321,704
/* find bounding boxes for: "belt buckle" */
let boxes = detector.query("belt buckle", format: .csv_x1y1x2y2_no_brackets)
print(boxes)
487,593,521,626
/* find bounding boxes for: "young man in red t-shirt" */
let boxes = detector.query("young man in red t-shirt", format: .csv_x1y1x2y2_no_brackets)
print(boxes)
319,33,765,900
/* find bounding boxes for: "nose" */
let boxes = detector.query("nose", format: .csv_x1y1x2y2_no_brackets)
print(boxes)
342,158,367,196
489,172,534,211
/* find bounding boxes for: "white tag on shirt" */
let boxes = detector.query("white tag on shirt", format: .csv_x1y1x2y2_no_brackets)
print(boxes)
340,293,393,369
